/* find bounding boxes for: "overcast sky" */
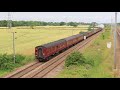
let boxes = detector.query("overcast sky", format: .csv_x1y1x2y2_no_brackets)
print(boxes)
0,12,118,23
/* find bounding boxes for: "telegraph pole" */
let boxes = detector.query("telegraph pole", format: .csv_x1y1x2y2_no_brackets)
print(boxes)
7,12,16,64
114,12,117,69
12,32,17,64
7,12,11,29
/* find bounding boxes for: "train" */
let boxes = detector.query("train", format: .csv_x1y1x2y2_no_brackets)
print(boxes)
35,28,103,62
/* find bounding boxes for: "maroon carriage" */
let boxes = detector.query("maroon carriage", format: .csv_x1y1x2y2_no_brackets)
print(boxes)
35,39,67,61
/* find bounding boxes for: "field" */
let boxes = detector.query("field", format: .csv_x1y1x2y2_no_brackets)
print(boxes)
0,26,88,55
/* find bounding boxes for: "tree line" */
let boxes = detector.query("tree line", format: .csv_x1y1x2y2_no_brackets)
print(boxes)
0,20,91,27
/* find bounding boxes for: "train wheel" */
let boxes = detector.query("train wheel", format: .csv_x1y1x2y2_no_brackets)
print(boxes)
45,57,49,61
55,52,59,56
39,59,44,62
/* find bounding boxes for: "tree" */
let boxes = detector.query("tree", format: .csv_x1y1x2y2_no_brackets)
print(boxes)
60,22,66,26
0,20,7,27
73,24,78,27
67,22,78,27
91,22,97,30
88,25,92,31
88,22,97,31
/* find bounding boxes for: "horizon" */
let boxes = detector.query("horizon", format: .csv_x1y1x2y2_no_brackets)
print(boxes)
0,12,118,23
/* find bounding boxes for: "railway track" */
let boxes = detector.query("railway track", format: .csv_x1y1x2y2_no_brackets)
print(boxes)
4,61,44,78
4,30,103,78
36,30,103,78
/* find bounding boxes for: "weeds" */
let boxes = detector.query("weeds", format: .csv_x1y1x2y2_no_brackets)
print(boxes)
0,54,34,70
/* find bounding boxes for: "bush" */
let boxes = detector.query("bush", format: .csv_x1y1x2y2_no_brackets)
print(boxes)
15,54,25,63
0,54,13,70
65,51,102,67
65,51,86,67
0,54,26,70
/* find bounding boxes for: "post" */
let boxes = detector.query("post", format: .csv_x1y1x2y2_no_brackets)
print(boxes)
114,12,117,69
7,12,12,29
12,32,16,63
111,17,112,35
72,29,73,35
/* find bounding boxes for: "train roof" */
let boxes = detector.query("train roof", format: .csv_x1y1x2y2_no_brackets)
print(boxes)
74,34,83,37
64,35,77,41
41,39,66,48
81,32,89,35
35,33,86,48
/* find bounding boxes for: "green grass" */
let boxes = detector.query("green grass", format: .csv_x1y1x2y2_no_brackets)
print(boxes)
56,29,114,78
0,26,88,55
0,54,35,77
0,70,11,77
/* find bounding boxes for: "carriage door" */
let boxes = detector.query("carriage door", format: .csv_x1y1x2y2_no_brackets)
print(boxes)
38,48,43,58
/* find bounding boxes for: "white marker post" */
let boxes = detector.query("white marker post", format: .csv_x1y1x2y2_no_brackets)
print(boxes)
107,42,112,49
84,36,86,40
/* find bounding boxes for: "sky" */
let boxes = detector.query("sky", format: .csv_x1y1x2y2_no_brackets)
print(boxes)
0,12,118,23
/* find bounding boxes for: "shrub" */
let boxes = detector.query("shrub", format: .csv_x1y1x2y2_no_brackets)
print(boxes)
15,54,25,63
0,54,27,70
65,51,86,67
65,51,102,68
0,54,14,70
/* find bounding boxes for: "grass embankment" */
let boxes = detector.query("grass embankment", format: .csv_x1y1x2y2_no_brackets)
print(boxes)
0,54,34,77
57,29,114,78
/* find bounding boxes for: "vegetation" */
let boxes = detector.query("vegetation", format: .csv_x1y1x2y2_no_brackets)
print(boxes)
57,27,114,78
0,20,92,27
0,54,34,77
88,22,97,31
65,52,86,67
104,24,111,30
